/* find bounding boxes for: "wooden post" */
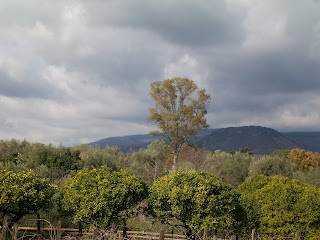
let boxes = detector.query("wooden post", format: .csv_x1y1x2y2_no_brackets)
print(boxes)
36,213,41,240
251,229,255,240
230,235,236,240
294,231,301,240
123,226,128,240
12,224,18,240
159,229,165,240
93,229,99,240
78,223,83,236
2,215,11,240
56,220,62,240
202,226,208,240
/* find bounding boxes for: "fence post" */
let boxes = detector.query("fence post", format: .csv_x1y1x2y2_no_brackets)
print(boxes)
12,224,18,240
56,220,62,240
93,229,99,240
294,231,301,240
159,229,165,240
202,226,208,240
36,213,41,240
251,229,255,240
79,223,83,236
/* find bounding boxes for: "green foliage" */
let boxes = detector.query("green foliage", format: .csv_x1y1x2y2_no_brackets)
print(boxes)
239,175,320,237
0,139,27,164
0,140,81,183
148,78,210,169
129,140,169,183
271,149,291,158
73,144,127,170
249,155,295,178
0,170,56,226
201,151,253,186
292,167,320,188
61,167,148,228
148,171,249,236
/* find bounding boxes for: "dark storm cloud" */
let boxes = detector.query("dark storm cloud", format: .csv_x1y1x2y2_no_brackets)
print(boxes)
214,52,320,96
82,0,245,47
0,0,320,144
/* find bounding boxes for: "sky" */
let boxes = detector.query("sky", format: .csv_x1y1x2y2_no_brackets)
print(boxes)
0,0,320,146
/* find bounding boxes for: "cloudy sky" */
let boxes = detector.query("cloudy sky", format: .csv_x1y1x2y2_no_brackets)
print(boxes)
0,0,320,146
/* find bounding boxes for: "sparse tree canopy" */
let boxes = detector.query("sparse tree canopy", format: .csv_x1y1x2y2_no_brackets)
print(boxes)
148,78,210,169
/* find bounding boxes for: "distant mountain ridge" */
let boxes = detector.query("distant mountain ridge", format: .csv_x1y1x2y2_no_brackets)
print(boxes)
201,126,299,154
90,126,320,154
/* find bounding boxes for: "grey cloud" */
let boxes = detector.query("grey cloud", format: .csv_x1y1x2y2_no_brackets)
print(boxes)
1,0,320,145
0,70,60,99
82,0,245,47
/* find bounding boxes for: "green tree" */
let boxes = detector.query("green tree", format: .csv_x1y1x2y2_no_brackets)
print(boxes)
148,78,210,170
201,150,253,186
130,140,169,183
248,155,295,178
0,139,28,166
61,167,148,229
73,144,127,170
0,170,55,240
239,175,320,237
148,171,248,237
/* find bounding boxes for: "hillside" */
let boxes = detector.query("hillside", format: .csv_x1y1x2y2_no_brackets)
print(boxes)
201,126,299,154
90,134,160,152
91,126,320,154
282,132,320,153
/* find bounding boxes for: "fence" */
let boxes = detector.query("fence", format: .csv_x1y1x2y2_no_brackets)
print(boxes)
14,227,187,240
10,225,302,240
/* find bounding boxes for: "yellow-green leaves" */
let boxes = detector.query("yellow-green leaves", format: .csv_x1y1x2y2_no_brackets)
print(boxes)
239,175,320,237
0,169,55,221
61,167,148,228
148,78,210,169
148,171,247,235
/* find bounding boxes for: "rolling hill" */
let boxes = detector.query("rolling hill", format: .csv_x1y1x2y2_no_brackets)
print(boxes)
90,126,320,154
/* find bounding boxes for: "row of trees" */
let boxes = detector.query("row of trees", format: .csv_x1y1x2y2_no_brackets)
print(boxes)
2,167,320,239
2,138,320,187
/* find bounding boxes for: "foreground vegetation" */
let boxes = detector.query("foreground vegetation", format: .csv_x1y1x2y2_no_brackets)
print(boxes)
2,78,320,239
1,138,320,239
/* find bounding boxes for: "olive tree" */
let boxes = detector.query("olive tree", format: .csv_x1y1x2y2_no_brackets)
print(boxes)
201,150,253,186
148,171,249,237
148,78,210,170
0,170,55,240
61,167,148,229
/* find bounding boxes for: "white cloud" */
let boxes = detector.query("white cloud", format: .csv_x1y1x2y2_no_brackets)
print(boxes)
163,54,209,89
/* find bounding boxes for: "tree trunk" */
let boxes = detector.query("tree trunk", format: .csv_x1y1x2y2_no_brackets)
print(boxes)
36,213,41,235
172,154,178,171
